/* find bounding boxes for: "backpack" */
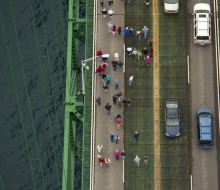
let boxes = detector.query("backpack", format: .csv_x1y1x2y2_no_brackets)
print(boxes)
102,63,107,68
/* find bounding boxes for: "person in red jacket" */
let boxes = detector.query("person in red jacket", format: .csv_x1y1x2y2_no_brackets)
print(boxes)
116,118,122,130
96,49,103,60
95,65,104,76
112,25,117,36
99,157,105,167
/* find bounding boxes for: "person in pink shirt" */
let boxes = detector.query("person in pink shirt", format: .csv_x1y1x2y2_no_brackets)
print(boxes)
114,149,120,160
145,55,152,66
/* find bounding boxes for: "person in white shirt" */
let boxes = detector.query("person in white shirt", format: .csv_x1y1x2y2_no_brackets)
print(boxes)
108,8,114,18
132,48,138,59
105,158,111,167
97,144,103,153
134,155,140,166
126,47,132,55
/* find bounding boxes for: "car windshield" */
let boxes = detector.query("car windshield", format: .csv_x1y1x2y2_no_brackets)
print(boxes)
166,103,178,108
166,118,179,126
196,36,209,40
199,113,211,118
165,0,178,4
195,10,210,13
200,140,213,144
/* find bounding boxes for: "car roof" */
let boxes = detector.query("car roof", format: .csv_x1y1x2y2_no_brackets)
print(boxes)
167,108,178,119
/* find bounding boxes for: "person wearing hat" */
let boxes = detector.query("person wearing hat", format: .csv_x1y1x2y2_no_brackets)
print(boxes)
134,155,140,166
142,26,149,38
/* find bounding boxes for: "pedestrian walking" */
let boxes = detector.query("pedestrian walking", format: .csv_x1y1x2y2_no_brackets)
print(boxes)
103,84,108,92
118,96,122,108
102,78,106,85
118,61,124,70
123,27,130,36
142,47,149,59
148,38,153,48
129,27,134,36
96,65,104,76
145,55,152,66
136,30,143,41
134,155,140,166
105,158,111,167
106,75,112,84
107,22,113,33
132,48,138,59
122,99,127,107
101,8,107,17
115,135,120,144
117,26,122,35
96,49,103,60
117,92,123,97
144,155,149,164
101,62,108,71
137,50,142,60
115,113,121,119
128,75,133,85
144,0,150,8
108,8,114,18
113,94,118,105
112,25,117,36
102,73,106,79
100,0,104,7
110,133,115,142
114,79,120,89
114,149,120,160
134,131,140,141
105,103,112,115
116,118,122,129
149,48,154,58
96,97,101,105
127,98,131,107
121,150,126,159
97,144,103,153
142,26,149,38
99,157,105,167
126,47,132,55
97,153,102,159
111,60,118,71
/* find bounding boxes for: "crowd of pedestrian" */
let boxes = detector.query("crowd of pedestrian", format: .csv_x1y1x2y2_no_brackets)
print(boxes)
96,0,151,170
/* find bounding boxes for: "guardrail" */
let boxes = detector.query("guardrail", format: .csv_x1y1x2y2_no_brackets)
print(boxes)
90,0,98,189
214,0,220,138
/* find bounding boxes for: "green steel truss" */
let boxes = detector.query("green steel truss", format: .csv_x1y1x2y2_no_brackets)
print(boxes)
62,0,94,189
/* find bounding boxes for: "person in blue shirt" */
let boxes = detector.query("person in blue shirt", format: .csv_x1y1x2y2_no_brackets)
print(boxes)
123,27,130,36
142,26,149,38
106,75,112,84
114,79,120,89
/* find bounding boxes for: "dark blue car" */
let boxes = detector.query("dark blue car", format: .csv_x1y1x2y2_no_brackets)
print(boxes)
197,108,213,148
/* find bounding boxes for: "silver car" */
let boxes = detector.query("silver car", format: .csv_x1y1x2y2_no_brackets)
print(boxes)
164,99,181,137
164,0,179,13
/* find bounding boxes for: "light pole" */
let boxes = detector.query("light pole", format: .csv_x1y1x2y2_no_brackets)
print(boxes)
81,54,109,94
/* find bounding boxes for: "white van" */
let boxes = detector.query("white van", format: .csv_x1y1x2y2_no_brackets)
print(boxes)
193,3,211,45
164,0,179,13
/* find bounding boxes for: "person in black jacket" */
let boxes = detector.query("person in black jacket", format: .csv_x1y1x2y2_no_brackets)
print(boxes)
105,103,112,115
121,150,126,159
142,47,149,59
111,60,118,71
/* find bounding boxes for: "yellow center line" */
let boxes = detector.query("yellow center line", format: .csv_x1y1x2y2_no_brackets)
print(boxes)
153,0,160,190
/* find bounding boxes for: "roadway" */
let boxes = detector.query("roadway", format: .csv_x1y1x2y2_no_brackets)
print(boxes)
188,0,219,189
